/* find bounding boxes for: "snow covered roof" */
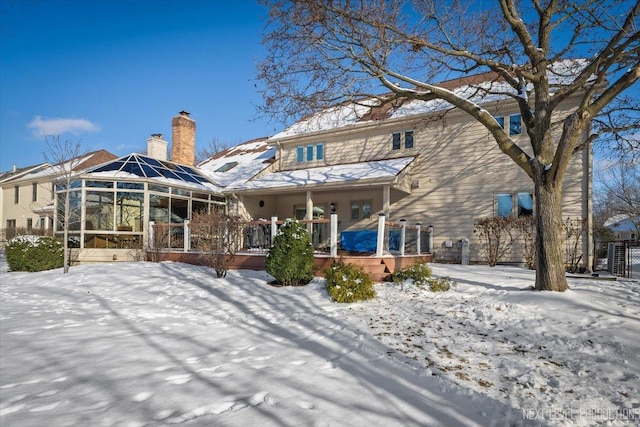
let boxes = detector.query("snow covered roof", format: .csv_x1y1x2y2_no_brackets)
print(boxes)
271,59,590,139
3,150,116,183
229,156,415,193
0,163,48,184
84,153,223,193
198,138,275,188
604,214,637,232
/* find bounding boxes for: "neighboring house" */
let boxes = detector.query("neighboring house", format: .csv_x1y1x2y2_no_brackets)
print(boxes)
604,214,638,241
0,151,116,243
203,65,592,268
0,163,48,232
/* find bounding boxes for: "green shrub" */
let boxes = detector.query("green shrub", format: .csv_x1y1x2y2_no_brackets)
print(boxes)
325,261,375,303
426,276,456,292
391,262,455,292
391,262,433,287
265,219,314,286
6,235,64,272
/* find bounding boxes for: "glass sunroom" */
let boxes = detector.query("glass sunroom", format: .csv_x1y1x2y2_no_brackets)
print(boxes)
54,154,225,262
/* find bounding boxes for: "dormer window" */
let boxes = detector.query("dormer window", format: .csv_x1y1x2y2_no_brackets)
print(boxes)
296,143,324,163
215,162,238,172
392,130,414,150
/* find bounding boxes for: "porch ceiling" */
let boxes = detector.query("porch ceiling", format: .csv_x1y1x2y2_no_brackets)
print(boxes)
226,156,416,195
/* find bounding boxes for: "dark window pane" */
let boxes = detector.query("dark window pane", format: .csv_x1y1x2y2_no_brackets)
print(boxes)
405,130,414,149
510,114,522,135
517,193,533,217
392,132,401,150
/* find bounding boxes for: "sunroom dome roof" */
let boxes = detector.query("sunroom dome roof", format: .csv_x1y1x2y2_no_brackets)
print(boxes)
86,154,221,192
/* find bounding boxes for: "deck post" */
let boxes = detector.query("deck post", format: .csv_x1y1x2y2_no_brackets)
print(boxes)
183,220,190,252
330,213,338,258
399,219,406,256
306,191,313,236
416,223,421,255
271,216,278,245
427,225,434,253
149,221,155,250
376,213,385,257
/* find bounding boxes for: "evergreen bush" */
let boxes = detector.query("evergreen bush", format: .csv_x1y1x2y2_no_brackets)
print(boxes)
390,262,433,287
265,219,314,286
391,262,455,292
6,235,64,272
325,261,375,303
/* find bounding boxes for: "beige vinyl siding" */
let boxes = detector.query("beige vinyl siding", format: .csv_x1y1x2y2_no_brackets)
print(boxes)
1,179,54,229
245,95,588,266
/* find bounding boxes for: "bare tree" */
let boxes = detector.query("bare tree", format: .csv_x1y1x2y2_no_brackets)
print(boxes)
189,210,244,277
196,137,233,165
258,0,640,291
44,136,87,273
596,157,640,236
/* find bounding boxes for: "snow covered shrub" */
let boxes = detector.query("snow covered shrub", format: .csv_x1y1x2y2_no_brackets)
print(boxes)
265,219,314,286
324,261,375,303
426,276,455,292
391,262,432,287
5,235,64,272
391,262,455,292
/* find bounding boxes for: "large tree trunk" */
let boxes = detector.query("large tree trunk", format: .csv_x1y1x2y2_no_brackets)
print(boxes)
534,179,569,291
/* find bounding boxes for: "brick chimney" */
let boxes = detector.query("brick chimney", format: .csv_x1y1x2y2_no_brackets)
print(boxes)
146,133,168,161
171,111,196,165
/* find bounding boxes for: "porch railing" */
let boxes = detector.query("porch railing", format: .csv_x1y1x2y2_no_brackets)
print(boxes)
149,213,432,257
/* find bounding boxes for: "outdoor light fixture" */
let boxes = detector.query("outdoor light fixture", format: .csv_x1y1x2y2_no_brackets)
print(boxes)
330,202,336,213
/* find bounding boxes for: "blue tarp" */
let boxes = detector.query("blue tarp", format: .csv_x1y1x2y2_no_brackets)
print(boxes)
340,230,377,252
340,230,401,253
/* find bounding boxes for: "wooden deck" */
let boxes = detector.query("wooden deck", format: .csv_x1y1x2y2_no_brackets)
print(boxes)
147,251,433,282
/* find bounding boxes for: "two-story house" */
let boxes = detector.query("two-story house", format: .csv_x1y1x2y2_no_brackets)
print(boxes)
1,150,117,244
201,70,592,268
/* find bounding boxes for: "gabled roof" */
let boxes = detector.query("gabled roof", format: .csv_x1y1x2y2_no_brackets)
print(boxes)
604,214,638,232
2,150,117,184
271,59,590,139
0,163,49,184
228,156,415,194
85,153,222,193
198,137,275,188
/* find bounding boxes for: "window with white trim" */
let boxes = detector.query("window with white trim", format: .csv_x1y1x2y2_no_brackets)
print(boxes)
391,130,414,150
296,143,324,163
350,200,372,220
494,114,522,135
496,192,533,217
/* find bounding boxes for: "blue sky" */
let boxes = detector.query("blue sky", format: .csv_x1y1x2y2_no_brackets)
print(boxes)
0,0,277,171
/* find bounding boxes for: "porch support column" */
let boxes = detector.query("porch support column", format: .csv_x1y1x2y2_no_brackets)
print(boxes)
330,213,338,258
183,220,190,252
149,221,155,250
416,223,421,255
382,185,390,217
306,190,313,236
237,195,244,217
376,213,385,258
399,219,406,256
271,216,278,246
428,225,434,253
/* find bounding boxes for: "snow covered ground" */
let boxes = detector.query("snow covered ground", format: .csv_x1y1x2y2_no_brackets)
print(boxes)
1,258,639,427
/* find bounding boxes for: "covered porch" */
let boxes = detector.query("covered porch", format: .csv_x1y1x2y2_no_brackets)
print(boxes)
227,156,419,243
